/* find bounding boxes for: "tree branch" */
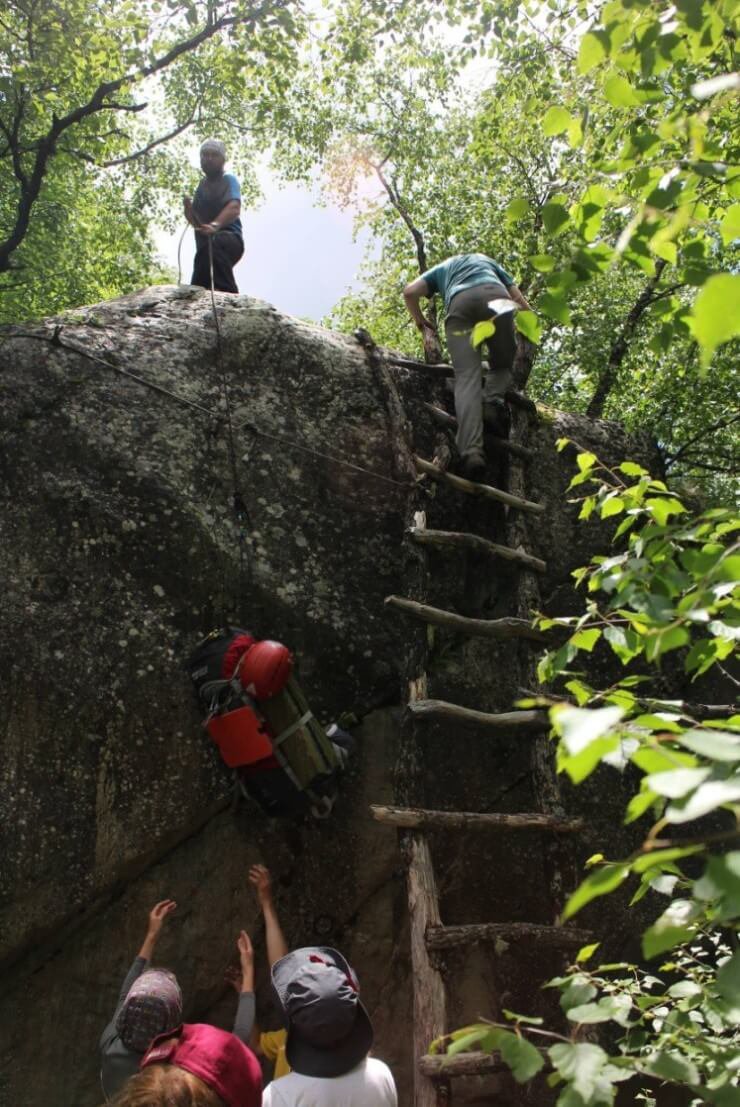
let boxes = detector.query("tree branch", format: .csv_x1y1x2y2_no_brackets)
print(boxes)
665,411,740,467
0,0,280,272
586,259,668,419
369,159,443,363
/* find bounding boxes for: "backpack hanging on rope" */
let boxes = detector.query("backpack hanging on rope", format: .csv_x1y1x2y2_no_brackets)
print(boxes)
186,628,352,818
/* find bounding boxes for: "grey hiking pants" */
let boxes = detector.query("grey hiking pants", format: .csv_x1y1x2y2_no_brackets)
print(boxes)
444,282,516,461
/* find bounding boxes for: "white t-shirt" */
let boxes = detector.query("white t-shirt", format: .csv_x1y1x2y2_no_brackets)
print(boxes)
262,1057,397,1107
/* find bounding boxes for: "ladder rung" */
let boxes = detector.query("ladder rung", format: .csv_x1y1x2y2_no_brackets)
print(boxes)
370,804,582,833
409,527,546,573
385,596,546,642
408,699,549,731
414,456,545,514
418,1052,505,1078
426,922,593,951
422,403,534,461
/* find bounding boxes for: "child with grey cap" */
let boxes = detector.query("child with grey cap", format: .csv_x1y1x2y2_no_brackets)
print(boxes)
262,946,397,1106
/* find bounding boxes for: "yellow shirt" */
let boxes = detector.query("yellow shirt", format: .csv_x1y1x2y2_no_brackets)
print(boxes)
260,1029,290,1079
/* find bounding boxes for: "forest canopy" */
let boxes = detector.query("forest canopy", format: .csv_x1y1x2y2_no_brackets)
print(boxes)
1,0,738,497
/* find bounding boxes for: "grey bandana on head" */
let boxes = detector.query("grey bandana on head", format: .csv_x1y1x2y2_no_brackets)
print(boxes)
200,139,226,157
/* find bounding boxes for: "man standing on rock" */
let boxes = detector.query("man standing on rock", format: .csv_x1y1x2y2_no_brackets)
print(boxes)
184,139,244,294
403,253,532,481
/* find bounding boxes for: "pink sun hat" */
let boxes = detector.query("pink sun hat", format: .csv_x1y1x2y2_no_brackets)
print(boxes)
141,1023,262,1107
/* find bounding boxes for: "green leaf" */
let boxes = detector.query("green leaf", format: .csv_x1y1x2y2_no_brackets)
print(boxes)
548,1042,608,1100
619,462,648,477
632,845,702,873
720,204,740,246
447,1027,492,1056
543,106,574,137
666,774,740,823
539,292,571,324
688,273,740,370
647,1052,699,1084
501,1009,544,1026
645,766,711,798
471,320,495,348
642,899,696,958
576,942,600,962
644,625,690,662
677,729,740,762
567,994,632,1026
494,1029,545,1083
717,949,740,1004
554,704,624,754
604,73,641,107
644,497,686,526
601,496,625,519
542,202,570,235
577,32,607,74
625,789,659,824
506,197,531,224
529,254,556,272
515,310,542,343
559,976,597,1012
563,863,631,920
571,627,601,652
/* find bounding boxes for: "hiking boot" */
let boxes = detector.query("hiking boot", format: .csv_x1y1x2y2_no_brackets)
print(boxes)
462,450,486,482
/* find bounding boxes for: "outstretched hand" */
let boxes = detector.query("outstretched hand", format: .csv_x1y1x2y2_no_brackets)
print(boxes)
237,930,255,992
237,930,254,973
148,899,177,936
138,899,176,961
225,966,242,994
249,864,273,906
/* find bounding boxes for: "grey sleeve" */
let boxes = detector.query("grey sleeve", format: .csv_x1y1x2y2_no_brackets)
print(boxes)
99,957,148,1053
232,991,256,1044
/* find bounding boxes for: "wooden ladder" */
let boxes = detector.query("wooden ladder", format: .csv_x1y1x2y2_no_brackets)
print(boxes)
377,398,584,1105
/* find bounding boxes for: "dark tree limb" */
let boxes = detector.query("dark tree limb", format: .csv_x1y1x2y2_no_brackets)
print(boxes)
0,0,281,272
369,159,444,364
664,411,740,467
586,259,667,419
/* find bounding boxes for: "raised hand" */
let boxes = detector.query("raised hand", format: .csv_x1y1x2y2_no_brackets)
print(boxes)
248,864,273,907
148,899,177,936
138,899,176,961
237,930,254,992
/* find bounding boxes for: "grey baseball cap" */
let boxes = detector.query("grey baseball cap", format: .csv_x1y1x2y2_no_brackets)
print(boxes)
271,947,373,1077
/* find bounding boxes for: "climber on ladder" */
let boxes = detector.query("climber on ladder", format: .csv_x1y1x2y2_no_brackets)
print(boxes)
184,139,244,294
403,253,532,481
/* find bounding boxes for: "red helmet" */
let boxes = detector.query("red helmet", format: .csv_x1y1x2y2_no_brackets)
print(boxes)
237,639,293,700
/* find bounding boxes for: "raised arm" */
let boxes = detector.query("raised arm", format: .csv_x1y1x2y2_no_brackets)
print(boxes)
231,930,256,1044
100,899,176,1052
403,277,437,335
249,864,288,967
507,283,532,312
137,899,177,962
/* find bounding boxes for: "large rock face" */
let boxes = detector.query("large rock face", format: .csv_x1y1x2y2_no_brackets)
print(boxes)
0,286,660,1106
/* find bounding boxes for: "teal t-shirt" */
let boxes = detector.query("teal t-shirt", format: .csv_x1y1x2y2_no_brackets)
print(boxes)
421,253,515,312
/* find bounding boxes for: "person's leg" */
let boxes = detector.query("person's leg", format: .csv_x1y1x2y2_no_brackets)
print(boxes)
484,309,516,398
445,314,485,467
445,283,510,472
190,243,210,289
211,234,244,294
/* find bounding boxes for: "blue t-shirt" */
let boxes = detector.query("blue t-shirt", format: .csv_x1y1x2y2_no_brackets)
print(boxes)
421,253,514,312
193,172,242,238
